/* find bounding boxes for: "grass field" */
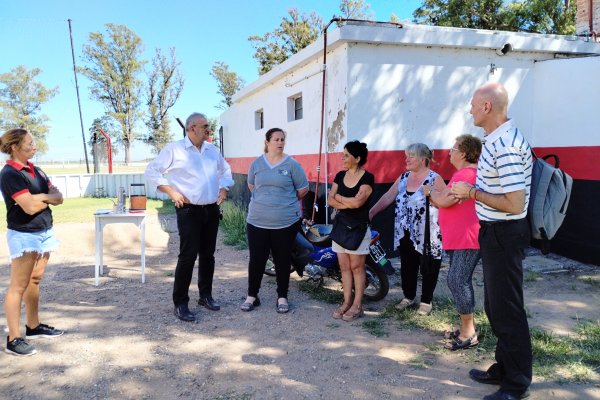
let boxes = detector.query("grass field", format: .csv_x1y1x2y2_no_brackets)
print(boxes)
0,197,175,231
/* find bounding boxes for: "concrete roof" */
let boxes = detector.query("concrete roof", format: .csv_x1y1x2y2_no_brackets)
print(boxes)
233,22,600,102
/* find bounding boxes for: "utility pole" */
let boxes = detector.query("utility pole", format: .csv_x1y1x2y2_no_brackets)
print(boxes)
68,19,90,173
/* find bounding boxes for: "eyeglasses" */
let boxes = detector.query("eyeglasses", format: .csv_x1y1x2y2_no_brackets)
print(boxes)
449,147,460,153
193,124,211,130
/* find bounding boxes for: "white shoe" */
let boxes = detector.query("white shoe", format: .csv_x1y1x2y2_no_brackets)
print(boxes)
417,302,432,316
394,298,415,311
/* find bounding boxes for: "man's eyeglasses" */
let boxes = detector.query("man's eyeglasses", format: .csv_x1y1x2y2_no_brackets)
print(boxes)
193,124,211,130
449,147,460,153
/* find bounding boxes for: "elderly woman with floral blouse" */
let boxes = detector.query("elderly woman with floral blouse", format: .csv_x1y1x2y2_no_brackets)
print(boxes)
369,143,445,315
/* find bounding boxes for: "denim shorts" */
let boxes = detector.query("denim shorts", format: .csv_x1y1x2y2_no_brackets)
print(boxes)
6,228,60,261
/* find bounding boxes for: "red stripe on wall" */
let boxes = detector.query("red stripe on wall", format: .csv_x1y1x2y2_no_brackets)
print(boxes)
227,146,600,182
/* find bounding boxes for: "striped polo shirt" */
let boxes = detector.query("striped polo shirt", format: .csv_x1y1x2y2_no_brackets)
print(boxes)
475,120,532,221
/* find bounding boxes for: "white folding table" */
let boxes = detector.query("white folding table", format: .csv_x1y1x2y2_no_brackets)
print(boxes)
94,210,147,286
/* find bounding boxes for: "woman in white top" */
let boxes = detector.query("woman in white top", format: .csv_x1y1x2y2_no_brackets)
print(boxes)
369,143,445,315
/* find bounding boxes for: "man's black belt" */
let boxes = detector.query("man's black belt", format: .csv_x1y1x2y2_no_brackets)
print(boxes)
182,203,217,208
479,218,524,226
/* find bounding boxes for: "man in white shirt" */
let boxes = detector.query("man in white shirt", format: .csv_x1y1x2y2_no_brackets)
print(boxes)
452,83,532,400
145,112,234,322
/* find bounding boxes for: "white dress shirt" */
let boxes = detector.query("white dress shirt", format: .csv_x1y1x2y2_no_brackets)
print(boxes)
145,136,234,205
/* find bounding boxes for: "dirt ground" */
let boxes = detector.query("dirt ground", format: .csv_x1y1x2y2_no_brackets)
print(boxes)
0,214,599,400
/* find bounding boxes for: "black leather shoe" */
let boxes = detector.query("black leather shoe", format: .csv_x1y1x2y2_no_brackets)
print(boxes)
469,369,502,385
483,389,530,400
198,296,220,311
174,304,195,322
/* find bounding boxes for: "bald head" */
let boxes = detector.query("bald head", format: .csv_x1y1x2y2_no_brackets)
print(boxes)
470,82,510,133
476,83,509,115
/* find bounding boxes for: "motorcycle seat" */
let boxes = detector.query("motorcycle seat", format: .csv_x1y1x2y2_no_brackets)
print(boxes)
306,224,332,244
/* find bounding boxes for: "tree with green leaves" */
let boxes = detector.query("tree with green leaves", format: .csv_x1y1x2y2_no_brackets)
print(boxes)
208,116,220,148
88,116,119,171
210,61,245,109
249,8,323,75
413,0,507,30
144,48,184,154
0,65,58,154
80,23,145,164
339,0,374,20
413,0,576,34
504,0,576,34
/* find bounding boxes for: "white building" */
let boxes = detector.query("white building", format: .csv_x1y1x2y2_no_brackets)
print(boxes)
220,22,600,264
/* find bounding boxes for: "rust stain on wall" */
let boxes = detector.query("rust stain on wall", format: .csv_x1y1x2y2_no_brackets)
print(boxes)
328,105,346,152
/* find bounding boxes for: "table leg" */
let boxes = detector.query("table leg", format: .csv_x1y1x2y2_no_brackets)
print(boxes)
95,218,101,286
140,217,146,283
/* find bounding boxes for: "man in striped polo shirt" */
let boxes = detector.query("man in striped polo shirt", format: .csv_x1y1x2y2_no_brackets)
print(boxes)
452,83,532,400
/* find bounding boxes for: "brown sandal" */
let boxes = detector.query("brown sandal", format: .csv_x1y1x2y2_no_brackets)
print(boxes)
342,305,364,322
332,303,351,319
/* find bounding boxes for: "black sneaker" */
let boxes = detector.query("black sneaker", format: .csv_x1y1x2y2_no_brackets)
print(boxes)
26,323,64,339
5,337,37,356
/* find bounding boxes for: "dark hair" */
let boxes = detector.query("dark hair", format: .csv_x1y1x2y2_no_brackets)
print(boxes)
264,128,285,153
455,134,482,164
344,140,368,166
0,128,29,155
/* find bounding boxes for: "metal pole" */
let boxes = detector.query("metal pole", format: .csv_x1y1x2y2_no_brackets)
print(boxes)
68,19,90,173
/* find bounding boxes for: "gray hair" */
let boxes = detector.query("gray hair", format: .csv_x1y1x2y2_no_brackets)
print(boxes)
185,112,208,130
406,142,433,167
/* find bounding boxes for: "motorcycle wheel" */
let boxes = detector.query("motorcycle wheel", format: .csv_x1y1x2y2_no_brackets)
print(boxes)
363,258,390,302
263,254,295,276
264,258,277,276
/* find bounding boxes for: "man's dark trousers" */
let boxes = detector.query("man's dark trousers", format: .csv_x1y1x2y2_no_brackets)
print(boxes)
173,203,220,306
479,218,532,395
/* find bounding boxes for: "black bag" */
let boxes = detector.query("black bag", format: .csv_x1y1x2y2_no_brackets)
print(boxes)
420,196,435,275
330,212,368,251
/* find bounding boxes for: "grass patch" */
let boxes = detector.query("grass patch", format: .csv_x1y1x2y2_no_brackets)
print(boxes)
579,276,600,288
379,296,600,382
532,319,600,382
407,353,434,369
297,280,344,304
0,197,175,231
220,202,248,249
362,318,388,337
524,270,541,282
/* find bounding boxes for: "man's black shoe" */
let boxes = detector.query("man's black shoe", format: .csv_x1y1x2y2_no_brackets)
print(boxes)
483,389,530,400
174,304,195,322
198,297,220,311
469,369,502,385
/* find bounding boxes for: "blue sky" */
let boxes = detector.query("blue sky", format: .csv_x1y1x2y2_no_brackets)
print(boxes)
0,0,422,162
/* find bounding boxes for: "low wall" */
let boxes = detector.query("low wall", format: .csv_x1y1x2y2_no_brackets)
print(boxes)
49,173,168,200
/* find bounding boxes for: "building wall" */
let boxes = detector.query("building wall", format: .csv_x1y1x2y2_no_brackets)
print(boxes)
577,0,600,35
345,43,540,152
220,48,347,160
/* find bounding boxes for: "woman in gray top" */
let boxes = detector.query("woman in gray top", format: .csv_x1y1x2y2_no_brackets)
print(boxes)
241,128,309,313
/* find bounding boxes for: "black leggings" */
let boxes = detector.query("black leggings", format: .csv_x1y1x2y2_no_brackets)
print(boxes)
246,222,298,299
398,230,441,304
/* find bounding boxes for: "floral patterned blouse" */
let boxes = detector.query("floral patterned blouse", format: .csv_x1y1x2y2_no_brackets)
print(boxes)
393,170,443,259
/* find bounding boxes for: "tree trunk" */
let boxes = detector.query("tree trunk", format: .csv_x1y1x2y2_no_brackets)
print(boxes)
124,143,131,165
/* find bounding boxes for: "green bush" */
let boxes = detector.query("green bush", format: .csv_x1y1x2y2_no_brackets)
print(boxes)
220,202,248,249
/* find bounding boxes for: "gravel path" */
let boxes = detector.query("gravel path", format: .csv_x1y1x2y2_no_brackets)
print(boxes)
0,215,598,399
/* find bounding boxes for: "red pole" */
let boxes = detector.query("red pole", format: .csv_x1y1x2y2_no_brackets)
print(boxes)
99,128,113,174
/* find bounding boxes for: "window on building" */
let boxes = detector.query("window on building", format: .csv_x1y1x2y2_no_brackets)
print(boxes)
287,93,303,121
294,96,303,120
255,109,264,130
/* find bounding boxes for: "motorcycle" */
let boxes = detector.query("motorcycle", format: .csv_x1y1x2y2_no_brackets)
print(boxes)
265,223,395,301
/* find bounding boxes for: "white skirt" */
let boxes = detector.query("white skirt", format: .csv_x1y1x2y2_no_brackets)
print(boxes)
332,227,371,255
